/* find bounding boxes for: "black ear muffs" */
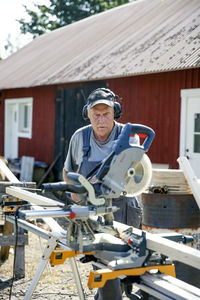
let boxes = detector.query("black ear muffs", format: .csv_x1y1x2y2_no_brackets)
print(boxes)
82,104,88,121
114,102,122,120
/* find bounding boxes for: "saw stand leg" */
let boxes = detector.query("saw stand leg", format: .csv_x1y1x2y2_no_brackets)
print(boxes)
24,235,86,300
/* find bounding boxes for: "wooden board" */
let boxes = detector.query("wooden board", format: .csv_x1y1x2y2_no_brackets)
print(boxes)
177,156,200,209
0,158,19,183
114,221,200,270
20,156,35,182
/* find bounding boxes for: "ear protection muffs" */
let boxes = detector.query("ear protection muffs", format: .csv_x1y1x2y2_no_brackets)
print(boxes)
82,88,122,121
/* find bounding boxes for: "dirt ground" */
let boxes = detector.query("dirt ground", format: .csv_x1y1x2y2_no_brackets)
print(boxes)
0,221,135,300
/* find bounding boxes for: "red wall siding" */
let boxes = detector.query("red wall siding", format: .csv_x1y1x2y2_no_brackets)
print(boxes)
108,68,200,169
0,86,56,165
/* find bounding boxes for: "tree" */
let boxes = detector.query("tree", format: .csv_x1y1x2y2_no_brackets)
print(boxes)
18,0,132,38
0,34,21,60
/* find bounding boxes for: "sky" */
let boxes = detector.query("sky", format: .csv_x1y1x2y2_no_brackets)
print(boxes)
0,0,47,59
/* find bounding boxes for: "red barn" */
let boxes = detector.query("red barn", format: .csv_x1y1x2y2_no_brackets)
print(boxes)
0,0,199,179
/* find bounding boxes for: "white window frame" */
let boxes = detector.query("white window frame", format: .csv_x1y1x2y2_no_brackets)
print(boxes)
5,97,33,139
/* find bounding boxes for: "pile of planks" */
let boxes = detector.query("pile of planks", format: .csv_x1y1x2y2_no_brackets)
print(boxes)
150,169,192,194
149,156,200,210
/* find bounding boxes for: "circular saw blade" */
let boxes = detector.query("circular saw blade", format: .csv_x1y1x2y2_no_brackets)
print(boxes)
123,153,152,196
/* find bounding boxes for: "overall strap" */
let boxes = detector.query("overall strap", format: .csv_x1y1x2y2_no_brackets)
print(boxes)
82,125,92,159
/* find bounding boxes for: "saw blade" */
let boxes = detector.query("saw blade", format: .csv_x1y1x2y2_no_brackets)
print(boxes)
123,153,152,196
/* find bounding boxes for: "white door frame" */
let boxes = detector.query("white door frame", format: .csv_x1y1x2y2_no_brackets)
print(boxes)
4,98,33,159
4,101,18,159
180,88,200,156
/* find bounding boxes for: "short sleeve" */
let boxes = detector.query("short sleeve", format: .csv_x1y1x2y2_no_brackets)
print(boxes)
63,130,83,172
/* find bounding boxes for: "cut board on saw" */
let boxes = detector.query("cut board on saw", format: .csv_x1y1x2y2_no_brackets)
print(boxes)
177,156,200,209
0,158,19,183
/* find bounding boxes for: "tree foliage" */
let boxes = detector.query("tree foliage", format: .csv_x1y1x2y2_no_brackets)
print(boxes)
18,0,132,38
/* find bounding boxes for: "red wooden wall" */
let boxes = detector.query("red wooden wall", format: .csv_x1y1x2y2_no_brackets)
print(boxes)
0,86,56,165
108,68,200,169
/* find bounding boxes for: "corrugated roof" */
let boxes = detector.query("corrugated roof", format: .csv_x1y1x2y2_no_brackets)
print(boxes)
0,0,199,89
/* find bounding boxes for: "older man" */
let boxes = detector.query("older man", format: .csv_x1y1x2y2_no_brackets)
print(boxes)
63,88,142,300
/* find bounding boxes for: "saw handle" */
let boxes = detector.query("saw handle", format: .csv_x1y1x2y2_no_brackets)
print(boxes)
67,172,81,184
115,123,155,153
42,180,86,194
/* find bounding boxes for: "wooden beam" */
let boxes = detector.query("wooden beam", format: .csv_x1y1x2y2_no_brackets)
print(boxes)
0,158,19,183
20,156,35,182
151,169,192,194
6,186,66,234
113,221,200,270
6,186,64,208
177,156,200,209
0,235,28,246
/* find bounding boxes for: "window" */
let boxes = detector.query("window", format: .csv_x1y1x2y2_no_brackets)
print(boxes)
5,97,33,139
194,113,200,153
18,102,32,135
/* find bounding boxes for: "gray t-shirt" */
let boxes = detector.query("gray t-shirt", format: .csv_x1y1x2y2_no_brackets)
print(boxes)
64,122,139,173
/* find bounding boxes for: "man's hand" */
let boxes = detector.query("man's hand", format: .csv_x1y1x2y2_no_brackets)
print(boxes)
71,193,82,203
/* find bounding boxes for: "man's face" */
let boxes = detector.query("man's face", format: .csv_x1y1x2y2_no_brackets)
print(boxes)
88,104,114,141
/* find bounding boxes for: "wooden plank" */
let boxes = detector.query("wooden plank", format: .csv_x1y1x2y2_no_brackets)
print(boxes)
0,157,8,180
6,186,64,208
113,221,200,270
177,156,200,209
0,234,28,246
14,227,26,278
151,169,188,184
150,169,193,194
20,156,35,182
6,187,66,234
0,158,19,183
0,220,13,262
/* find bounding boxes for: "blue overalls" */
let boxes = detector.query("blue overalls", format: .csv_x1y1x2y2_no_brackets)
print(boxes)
79,124,142,300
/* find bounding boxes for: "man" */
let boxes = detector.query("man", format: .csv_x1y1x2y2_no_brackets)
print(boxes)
63,88,142,300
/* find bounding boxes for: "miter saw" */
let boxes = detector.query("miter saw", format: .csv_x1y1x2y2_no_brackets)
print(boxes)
18,123,155,261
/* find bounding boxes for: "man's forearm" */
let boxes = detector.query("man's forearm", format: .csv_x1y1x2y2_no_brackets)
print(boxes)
63,168,69,183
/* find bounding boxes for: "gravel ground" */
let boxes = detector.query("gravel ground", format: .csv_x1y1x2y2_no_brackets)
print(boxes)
0,222,137,300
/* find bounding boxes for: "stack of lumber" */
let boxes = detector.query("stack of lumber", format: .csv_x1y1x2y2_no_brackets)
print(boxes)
149,157,200,210
150,169,193,194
